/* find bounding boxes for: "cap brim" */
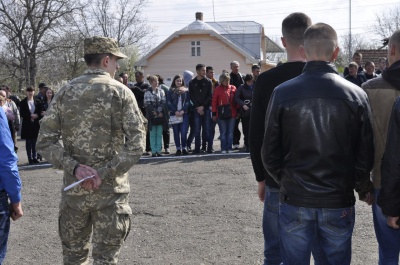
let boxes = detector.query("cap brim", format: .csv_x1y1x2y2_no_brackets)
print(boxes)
112,51,127,59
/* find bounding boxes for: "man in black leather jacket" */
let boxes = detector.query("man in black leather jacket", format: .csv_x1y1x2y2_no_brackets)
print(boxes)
261,23,374,265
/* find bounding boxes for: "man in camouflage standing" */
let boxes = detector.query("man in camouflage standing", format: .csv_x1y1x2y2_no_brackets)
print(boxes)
37,36,146,264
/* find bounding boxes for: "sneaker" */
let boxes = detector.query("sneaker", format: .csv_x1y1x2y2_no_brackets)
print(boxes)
227,150,233,153
164,148,170,154
207,149,214,154
201,147,207,152
157,152,163,157
233,144,239,150
182,149,189,155
175,150,182,156
33,158,40,163
221,150,227,154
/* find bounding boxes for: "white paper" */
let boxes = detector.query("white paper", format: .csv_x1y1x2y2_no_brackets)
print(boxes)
63,175,95,191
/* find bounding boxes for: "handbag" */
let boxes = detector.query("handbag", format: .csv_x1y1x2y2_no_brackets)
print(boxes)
218,104,231,119
218,88,232,120
169,115,183,125
150,91,167,125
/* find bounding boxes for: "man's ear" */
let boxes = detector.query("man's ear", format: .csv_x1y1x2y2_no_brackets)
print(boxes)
102,55,110,67
281,37,287,48
331,46,340,62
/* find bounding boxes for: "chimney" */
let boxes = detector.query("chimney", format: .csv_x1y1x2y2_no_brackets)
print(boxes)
195,12,203,21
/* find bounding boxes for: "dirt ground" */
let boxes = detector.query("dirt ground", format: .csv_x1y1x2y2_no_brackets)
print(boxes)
4,137,378,265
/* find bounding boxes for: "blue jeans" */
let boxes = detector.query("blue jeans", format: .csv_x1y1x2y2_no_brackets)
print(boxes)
0,191,10,264
373,189,400,265
263,188,324,265
217,118,235,151
172,114,189,150
26,138,37,160
280,202,354,265
263,187,282,265
149,125,163,153
193,108,212,151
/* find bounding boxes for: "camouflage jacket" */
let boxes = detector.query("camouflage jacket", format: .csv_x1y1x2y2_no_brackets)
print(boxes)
37,69,146,195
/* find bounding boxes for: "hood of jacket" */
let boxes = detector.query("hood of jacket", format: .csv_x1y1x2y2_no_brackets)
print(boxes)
382,60,400,90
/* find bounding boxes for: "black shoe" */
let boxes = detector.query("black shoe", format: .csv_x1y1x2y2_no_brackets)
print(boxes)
29,159,34,165
182,149,189,155
157,152,163,157
164,148,170,154
192,149,200,154
152,154,157,157
175,150,182,156
37,154,43,161
143,152,151,156
201,147,207,152
33,158,39,164
207,149,214,154
187,146,192,152
244,147,250,153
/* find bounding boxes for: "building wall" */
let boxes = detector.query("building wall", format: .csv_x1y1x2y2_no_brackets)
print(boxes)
139,34,256,86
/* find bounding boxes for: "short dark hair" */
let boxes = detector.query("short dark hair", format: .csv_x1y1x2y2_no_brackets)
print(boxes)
282,12,312,46
26,86,35,92
353,52,362,58
206,66,214,72
135,70,144,77
244,73,254,82
378,57,387,63
196,64,205,71
251,64,260,71
364,61,374,68
155,74,164,84
84,53,113,66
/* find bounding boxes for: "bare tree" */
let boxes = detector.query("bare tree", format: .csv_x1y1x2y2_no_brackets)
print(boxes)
0,0,85,88
372,4,400,41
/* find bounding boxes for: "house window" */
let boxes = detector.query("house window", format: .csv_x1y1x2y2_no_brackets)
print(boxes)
191,41,201,57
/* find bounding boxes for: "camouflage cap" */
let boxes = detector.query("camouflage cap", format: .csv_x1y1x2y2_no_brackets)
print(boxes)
84,36,127,59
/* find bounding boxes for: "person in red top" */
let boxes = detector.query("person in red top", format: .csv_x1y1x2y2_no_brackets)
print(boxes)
212,73,237,153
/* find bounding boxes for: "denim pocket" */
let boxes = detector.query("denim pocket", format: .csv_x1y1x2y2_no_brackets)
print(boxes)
322,206,355,236
279,203,306,233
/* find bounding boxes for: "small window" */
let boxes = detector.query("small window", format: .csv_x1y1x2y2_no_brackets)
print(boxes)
191,40,201,57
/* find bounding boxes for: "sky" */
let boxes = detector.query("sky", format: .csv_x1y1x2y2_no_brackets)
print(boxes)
142,0,399,50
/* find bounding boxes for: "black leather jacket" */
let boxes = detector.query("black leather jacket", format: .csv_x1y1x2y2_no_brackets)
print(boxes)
262,61,374,208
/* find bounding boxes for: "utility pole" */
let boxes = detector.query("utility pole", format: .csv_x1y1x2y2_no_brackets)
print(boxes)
349,0,352,63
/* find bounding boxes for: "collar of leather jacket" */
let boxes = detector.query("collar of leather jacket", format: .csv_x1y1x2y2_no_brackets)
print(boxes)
303,61,339,75
382,60,400,90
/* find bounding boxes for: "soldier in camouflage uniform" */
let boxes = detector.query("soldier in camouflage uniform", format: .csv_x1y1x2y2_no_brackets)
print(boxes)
37,36,146,265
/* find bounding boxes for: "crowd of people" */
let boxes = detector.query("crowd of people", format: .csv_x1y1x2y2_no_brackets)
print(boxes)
119,61,261,157
1,11,400,265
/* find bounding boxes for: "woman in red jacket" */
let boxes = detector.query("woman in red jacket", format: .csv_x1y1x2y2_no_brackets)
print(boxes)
212,73,237,153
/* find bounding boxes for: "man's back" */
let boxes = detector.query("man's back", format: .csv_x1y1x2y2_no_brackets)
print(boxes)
38,69,146,194
249,61,306,187
262,62,374,208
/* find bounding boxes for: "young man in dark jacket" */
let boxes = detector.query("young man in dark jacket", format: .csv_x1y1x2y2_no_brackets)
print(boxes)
249,12,324,265
262,23,374,265
188,64,213,154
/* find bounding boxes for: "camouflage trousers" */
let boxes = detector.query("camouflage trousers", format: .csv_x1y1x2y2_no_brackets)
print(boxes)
59,192,131,265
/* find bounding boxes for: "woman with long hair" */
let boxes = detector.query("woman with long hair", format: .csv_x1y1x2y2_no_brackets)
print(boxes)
167,75,190,155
